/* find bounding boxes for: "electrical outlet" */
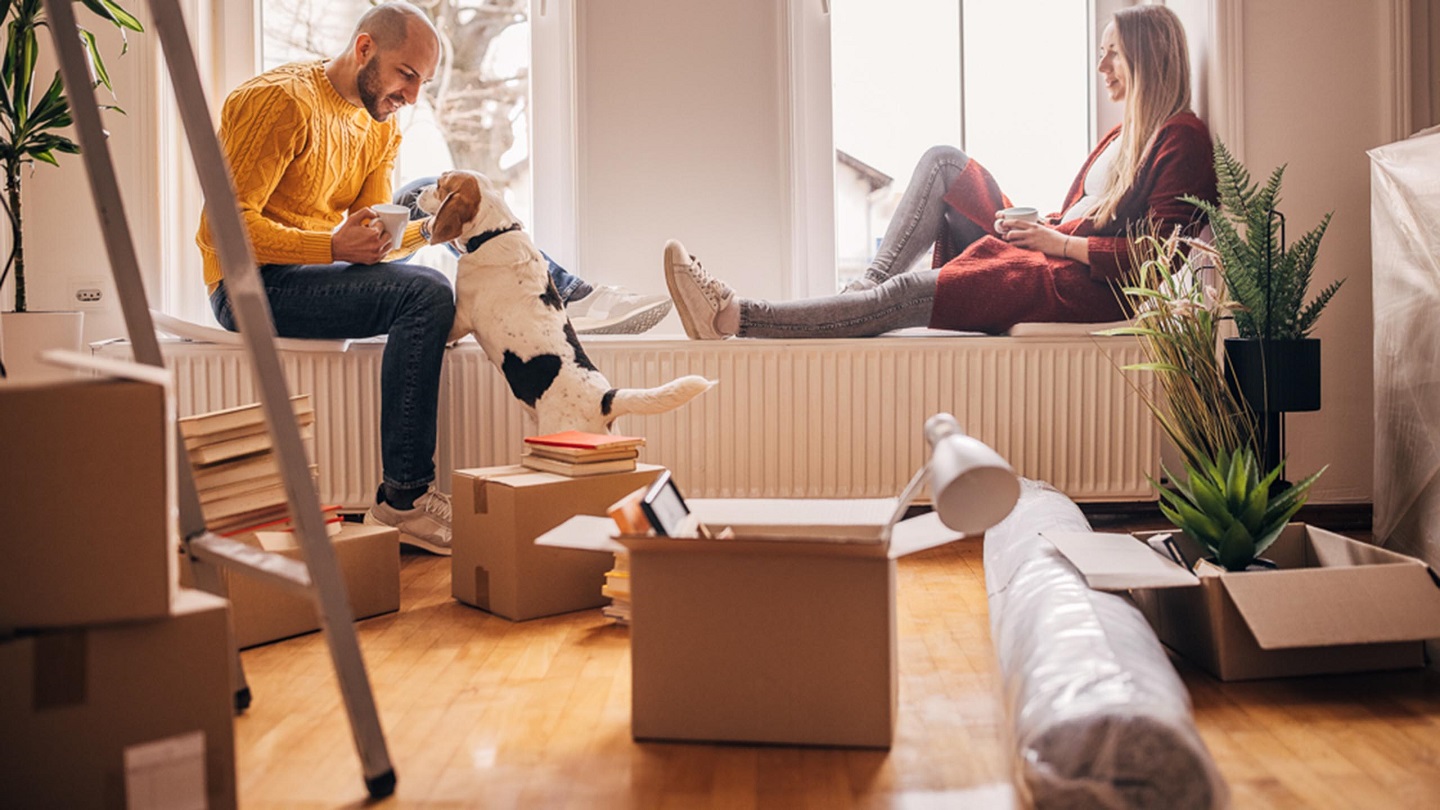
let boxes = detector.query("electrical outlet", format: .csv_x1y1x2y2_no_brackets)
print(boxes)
69,279,105,308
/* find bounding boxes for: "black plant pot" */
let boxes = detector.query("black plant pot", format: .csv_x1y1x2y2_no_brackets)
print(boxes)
1223,338,1322,414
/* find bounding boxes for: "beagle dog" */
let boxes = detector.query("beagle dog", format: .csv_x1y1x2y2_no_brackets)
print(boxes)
418,170,713,435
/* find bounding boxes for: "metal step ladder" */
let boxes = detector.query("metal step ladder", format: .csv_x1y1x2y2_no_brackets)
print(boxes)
41,0,396,798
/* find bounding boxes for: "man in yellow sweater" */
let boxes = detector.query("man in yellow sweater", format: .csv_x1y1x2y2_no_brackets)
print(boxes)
197,2,663,553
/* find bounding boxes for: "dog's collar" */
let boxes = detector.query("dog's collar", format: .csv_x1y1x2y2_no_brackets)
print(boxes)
462,223,523,254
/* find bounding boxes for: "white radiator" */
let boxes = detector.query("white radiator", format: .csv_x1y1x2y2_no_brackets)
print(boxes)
94,334,1159,509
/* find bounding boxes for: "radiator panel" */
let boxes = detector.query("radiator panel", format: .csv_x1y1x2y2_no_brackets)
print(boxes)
94,335,1159,509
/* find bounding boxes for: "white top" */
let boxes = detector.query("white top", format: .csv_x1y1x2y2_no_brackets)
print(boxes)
1058,135,1121,224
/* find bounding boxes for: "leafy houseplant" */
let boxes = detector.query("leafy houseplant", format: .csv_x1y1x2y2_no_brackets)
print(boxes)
1156,446,1322,572
0,0,143,313
1105,228,1325,571
1183,141,1344,474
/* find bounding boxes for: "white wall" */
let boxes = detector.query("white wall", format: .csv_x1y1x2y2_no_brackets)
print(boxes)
574,0,791,302
1226,0,1392,503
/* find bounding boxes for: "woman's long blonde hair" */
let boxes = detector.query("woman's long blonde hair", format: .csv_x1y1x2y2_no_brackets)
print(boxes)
1091,4,1192,229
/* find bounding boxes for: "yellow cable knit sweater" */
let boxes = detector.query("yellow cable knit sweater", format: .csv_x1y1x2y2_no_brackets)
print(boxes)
196,61,428,293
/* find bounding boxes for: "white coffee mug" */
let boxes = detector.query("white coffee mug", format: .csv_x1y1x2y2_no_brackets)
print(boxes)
997,206,1041,225
371,203,410,250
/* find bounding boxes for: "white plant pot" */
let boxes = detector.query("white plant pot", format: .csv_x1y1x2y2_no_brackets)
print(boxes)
0,311,85,382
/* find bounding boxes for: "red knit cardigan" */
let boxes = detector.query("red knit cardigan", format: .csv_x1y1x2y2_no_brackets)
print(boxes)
928,112,1217,333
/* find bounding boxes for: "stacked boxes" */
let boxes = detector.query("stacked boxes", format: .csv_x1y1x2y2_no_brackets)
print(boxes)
0,362,237,808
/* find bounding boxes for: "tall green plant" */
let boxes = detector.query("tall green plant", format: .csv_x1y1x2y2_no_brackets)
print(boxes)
1101,229,1253,470
0,0,143,313
1182,140,1342,340
1104,226,1325,571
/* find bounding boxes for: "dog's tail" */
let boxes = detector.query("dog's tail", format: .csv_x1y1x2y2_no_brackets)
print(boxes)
606,375,716,419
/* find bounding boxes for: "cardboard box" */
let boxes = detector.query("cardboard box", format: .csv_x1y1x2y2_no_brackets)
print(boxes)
0,589,237,809
538,499,964,747
1045,524,1440,681
0,362,178,629
452,463,664,621
180,522,400,648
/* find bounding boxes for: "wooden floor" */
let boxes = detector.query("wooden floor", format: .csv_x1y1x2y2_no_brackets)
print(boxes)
234,534,1440,809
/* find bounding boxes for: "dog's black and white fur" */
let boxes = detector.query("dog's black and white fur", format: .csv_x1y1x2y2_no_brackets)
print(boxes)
418,170,713,435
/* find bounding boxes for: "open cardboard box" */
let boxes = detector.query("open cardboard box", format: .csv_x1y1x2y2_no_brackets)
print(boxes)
179,522,399,649
452,463,664,621
1044,524,1440,681
537,497,965,748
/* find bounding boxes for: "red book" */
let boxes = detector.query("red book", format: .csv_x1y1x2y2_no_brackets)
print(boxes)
523,430,646,451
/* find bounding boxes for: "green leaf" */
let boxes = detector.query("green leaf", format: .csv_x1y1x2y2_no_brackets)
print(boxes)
31,148,57,166
80,0,146,33
79,29,113,93
1216,521,1258,571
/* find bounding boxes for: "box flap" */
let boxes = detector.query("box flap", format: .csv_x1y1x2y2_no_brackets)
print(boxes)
1221,562,1440,649
887,511,967,558
461,463,663,490
533,514,626,553
687,498,895,542
39,349,172,387
1042,531,1200,591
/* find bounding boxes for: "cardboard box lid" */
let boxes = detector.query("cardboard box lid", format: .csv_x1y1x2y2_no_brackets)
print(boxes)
535,503,965,560
1043,531,1199,590
1220,561,1440,649
457,463,663,490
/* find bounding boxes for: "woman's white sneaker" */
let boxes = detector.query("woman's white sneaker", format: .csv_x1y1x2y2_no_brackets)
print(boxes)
663,240,734,340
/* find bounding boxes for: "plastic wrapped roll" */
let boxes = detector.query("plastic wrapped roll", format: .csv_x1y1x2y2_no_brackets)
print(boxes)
984,480,1226,809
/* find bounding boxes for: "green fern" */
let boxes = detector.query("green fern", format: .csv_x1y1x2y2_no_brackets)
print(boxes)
1186,141,1343,339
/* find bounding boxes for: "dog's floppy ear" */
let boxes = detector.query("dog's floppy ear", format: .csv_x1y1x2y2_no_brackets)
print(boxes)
429,177,480,244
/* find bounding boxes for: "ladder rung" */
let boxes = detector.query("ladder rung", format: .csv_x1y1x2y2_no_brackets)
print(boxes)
188,532,314,595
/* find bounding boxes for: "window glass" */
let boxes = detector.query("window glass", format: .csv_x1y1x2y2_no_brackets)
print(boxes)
831,0,1089,286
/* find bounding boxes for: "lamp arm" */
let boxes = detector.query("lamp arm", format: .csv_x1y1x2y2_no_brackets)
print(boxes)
884,461,931,541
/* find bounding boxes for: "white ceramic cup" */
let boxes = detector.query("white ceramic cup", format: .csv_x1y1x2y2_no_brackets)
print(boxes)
371,203,410,250
997,206,1041,225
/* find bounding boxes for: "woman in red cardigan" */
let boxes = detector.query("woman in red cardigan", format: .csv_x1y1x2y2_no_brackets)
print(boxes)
665,4,1217,339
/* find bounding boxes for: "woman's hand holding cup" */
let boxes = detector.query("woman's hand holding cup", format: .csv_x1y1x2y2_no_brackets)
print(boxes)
995,206,1073,258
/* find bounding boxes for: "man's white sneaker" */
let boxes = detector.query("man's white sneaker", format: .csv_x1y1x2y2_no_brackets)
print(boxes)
364,486,452,556
567,285,673,334
663,240,734,340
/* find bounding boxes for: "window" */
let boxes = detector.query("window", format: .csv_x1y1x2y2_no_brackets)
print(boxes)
830,0,1092,287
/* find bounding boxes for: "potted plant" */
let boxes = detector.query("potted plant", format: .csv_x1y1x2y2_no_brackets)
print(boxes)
1103,229,1324,571
0,0,143,379
1183,141,1344,472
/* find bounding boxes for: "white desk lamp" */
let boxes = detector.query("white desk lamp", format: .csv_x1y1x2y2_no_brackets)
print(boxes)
891,413,1021,535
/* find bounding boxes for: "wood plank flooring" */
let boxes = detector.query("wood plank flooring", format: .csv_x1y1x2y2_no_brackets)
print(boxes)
233,536,1440,808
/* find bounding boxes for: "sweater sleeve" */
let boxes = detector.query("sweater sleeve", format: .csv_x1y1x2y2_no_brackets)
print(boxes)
1085,119,1217,283
350,129,431,261
217,84,334,265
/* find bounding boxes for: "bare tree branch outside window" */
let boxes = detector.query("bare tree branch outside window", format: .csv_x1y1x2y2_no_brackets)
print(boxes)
262,0,531,207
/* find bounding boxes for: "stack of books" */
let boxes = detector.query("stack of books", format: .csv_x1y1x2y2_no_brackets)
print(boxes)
600,485,652,626
181,395,325,536
520,430,646,477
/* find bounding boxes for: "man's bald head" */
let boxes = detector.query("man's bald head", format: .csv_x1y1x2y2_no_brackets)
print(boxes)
351,1,439,53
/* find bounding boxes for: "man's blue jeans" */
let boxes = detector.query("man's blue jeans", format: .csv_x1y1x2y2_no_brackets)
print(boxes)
210,261,454,492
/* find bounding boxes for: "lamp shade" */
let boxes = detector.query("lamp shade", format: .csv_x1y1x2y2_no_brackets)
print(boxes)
924,413,1020,534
